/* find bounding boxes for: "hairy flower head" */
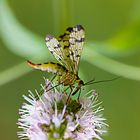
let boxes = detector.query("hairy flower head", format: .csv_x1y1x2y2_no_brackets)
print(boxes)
17,79,107,140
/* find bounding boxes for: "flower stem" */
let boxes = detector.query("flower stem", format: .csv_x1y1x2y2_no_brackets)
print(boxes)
52,0,71,34
84,45,140,81
0,62,31,86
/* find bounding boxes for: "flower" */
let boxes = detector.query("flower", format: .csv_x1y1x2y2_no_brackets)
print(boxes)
17,79,108,140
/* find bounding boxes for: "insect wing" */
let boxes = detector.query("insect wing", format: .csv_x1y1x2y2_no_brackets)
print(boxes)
45,25,85,73
46,30,74,71
69,25,85,74
57,28,75,72
45,35,67,68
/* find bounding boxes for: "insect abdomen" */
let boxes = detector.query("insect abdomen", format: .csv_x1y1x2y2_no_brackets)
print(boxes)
27,61,65,75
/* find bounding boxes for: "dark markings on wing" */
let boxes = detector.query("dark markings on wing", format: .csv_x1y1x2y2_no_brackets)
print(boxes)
69,25,85,74
57,27,74,72
45,25,85,74
45,34,67,68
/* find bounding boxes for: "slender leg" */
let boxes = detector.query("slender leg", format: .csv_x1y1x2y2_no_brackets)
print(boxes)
35,74,58,99
44,73,57,91
63,84,75,94
77,88,81,101
51,73,57,82
63,86,70,94
66,86,73,104
72,83,81,96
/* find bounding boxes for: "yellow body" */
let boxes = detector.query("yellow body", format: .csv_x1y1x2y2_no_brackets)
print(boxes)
27,61,81,86
27,25,85,95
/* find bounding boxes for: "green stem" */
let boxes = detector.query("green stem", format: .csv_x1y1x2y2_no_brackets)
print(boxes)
0,62,31,86
0,0,46,60
83,45,140,81
52,0,71,34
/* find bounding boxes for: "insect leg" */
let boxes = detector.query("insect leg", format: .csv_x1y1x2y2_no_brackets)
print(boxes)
77,88,82,101
63,86,70,94
66,86,73,104
50,73,57,82
72,83,81,96
35,74,57,99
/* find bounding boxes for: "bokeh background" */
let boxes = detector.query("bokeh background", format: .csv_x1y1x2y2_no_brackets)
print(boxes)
0,0,140,139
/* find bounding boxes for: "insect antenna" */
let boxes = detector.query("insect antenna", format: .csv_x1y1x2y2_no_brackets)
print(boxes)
83,77,96,85
71,77,120,99
84,76,120,86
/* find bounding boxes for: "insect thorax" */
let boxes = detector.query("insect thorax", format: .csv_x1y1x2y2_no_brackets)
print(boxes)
59,71,79,86
49,63,82,87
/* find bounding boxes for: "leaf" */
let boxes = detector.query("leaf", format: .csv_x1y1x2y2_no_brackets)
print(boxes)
88,21,140,57
83,46,140,81
0,0,47,60
0,62,31,86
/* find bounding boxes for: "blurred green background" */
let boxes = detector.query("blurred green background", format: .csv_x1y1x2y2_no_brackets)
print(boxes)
0,0,140,139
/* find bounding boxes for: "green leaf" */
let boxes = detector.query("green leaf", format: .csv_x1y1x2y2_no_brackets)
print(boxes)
88,0,140,57
88,21,140,57
106,21,140,53
83,45,140,81
0,62,31,86
0,0,47,60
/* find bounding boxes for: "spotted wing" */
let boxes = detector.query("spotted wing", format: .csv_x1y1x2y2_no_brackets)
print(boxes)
57,27,75,72
46,29,73,71
46,25,85,73
69,25,85,74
